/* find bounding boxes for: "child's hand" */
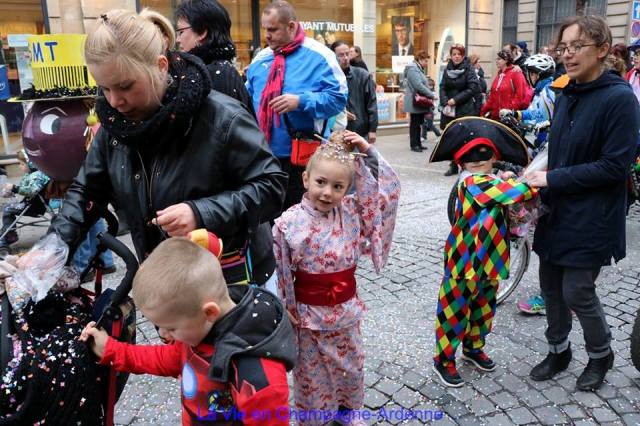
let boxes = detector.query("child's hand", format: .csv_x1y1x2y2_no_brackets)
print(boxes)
499,170,516,180
343,130,370,153
1,183,14,198
80,321,109,359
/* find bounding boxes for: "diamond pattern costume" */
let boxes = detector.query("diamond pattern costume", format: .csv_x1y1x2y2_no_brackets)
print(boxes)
434,171,535,363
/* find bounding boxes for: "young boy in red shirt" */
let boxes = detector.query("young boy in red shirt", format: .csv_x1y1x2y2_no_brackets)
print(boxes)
81,237,295,425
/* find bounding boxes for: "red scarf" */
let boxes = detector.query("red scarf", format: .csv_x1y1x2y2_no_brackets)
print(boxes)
258,23,306,143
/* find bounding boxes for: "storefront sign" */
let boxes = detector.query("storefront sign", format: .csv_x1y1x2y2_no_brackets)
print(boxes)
376,93,390,122
631,2,640,43
300,21,374,33
392,56,413,73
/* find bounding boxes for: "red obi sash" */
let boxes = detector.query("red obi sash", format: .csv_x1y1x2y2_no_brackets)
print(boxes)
294,266,357,306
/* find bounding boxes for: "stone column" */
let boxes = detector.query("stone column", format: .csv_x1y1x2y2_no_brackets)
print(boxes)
353,0,376,73
59,0,85,33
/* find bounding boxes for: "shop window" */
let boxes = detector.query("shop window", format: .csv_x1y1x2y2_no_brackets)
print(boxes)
536,0,575,51
139,0,179,19
536,0,606,51
259,0,355,49
502,0,518,46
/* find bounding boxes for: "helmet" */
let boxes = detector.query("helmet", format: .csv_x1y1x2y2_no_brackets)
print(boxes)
523,54,555,85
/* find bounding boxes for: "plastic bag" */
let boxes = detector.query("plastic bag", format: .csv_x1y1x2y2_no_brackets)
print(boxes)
508,197,542,237
519,149,548,182
5,233,69,312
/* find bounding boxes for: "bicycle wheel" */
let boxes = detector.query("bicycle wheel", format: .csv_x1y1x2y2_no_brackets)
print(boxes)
496,237,531,305
630,308,640,371
447,183,458,225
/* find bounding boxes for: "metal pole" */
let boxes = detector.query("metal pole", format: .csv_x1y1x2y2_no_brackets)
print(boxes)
40,0,51,34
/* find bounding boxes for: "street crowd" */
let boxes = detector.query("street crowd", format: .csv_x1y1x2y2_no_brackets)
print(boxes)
1,1,640,425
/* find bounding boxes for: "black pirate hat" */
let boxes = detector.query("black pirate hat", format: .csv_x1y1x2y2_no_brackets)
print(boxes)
429,116,530,166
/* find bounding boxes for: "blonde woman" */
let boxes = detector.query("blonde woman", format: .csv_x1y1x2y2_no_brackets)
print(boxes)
49,9,287,286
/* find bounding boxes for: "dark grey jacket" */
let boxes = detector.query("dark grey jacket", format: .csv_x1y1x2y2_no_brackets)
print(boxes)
403,61,435,114
50,92,287,283
344,66,378,136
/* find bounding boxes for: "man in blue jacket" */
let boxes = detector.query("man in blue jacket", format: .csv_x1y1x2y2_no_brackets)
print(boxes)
247,0,348,210
526,16,640,392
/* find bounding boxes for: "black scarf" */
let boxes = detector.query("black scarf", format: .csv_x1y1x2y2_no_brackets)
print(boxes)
189,40,236,64
96,51,212,147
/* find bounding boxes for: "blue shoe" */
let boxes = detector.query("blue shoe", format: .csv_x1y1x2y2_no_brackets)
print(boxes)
518,294,546,315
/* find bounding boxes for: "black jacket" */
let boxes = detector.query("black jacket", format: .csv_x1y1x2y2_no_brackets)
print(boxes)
206,60,256,118
439,58,480,118
50,92,287,283
344,66,378,136
207,285,296,382
533,71,640,268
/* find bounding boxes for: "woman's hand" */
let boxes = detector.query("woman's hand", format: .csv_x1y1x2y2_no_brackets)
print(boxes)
79,321,109,359
447,98,456,106
343,130,371,153
154,203,197,237
526,171,548,188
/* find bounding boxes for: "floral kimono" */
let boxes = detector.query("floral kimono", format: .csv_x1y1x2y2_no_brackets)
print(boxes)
273,147,400,422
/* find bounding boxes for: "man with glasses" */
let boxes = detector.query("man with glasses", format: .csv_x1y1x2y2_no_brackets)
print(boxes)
331,41,378,143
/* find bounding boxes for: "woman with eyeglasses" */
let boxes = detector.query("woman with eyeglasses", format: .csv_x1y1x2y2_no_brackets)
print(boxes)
49,9,287,287
480,49,532,120
175,0,255,116
526,15,639,391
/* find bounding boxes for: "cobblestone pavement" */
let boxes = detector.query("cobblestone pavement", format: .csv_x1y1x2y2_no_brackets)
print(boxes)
11,132,639,425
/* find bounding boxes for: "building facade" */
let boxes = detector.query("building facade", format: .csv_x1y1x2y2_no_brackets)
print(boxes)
0,0,636,127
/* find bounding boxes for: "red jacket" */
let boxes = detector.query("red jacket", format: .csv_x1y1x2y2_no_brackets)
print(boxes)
101,337,289,425
481,66,533,119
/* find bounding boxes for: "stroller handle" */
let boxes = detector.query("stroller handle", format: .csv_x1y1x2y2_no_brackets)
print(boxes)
95,232,138,329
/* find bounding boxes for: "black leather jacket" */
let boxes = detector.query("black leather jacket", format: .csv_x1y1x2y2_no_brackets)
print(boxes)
344,66,378,137
50,92,287,283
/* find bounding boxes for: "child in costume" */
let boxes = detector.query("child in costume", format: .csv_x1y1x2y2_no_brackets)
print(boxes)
273,130,400,425
0,150,50,252
429,118,536,387
81,237,295,425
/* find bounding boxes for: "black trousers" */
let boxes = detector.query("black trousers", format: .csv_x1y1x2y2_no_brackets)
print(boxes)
409,113,425,149
539,260,611,358
278,157,306,211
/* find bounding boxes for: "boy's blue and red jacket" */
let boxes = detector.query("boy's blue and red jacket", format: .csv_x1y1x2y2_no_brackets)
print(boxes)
246,37,348,158
100,286,296,425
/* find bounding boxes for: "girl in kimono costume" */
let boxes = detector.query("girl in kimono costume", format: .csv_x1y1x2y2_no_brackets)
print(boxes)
273,130,400,425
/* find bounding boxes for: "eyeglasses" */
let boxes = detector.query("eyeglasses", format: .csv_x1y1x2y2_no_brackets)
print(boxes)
176,26,192,37
554,43,597,56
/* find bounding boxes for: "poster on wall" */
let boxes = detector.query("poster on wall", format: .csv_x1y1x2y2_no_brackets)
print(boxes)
391,16,414,73
391,16,414,56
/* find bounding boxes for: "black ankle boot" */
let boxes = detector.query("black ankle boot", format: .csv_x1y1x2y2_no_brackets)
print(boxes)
443,161,458,176
576,351,614,391
530,345,572,381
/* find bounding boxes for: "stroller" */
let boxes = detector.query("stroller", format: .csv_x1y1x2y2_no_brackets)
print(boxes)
0,205,138,425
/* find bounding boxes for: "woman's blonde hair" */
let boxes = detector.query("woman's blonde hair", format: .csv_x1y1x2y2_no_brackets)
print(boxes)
85,8,175,103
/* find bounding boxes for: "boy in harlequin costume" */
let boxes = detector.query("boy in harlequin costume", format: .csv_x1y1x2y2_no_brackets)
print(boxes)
273,130,400,425
429,117,536,387
81,235,296,425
